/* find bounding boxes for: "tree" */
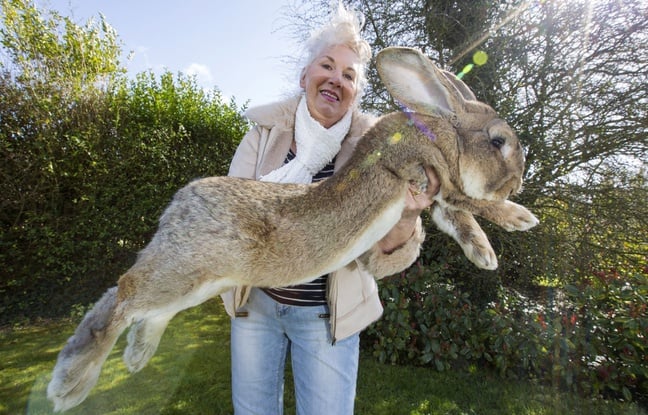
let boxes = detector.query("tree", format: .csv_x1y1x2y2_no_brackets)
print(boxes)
0,0,124,89
0,0,124,234
478,0,648,287
286,0,648,295
0,0,249,324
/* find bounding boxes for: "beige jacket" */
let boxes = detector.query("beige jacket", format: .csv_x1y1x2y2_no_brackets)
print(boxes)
220,95,425,342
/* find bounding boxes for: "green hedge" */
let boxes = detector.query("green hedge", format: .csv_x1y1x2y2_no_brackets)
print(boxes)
0,70,249,325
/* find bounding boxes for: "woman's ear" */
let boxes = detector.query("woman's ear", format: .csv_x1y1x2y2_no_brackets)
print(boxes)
299,67,307,88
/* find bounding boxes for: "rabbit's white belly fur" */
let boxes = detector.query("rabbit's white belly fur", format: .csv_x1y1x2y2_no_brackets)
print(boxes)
323,197,406,273
141,278,237,321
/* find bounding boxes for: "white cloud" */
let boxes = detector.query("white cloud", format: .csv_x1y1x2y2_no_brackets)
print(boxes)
184,63,214,87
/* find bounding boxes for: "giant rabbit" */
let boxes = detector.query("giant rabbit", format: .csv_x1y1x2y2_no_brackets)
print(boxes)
47,47,538,411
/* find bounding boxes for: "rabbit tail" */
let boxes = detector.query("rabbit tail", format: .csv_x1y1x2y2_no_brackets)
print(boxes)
47,286,129,412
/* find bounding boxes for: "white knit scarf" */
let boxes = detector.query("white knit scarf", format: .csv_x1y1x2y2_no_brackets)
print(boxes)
260,95,352,184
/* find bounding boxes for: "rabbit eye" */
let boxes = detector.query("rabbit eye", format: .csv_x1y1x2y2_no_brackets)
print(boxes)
490,136,505,149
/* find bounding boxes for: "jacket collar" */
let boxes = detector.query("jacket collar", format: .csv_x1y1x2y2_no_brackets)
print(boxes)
244,95,300,131
245,94,377,175
245,94,373,139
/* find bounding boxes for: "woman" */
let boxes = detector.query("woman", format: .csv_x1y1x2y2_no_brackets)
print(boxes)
221,5,438,414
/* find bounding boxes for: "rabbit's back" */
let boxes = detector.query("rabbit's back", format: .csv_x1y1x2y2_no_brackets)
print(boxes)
133,178,310,282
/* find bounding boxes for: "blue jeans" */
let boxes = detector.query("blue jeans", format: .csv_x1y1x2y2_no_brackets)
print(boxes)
230,288,359,415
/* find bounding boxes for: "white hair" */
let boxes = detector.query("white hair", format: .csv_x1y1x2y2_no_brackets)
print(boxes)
301,2,371,101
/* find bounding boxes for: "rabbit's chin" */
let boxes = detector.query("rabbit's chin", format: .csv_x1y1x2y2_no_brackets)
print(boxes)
494,175,524,200
461,169,522,201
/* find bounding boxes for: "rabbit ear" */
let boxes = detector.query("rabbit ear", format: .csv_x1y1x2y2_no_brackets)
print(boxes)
376,47,467,117
441,70,477,101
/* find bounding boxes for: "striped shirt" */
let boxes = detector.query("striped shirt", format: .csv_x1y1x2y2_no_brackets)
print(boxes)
262,149,335,306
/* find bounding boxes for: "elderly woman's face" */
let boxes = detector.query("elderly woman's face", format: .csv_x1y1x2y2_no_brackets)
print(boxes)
300,44,361,128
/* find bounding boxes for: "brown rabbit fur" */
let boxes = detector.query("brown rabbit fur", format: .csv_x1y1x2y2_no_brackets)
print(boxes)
47,47,538,412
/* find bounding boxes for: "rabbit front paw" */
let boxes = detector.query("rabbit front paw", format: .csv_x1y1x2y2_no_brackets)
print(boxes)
460,234,498,270
497,201,540,232
432,205,499,269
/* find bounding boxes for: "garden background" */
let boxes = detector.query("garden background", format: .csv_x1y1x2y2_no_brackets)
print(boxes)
1,0,646,413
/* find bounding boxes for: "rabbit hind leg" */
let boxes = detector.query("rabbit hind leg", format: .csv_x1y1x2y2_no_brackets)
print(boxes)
122,275,234,373
48,287,129,412
123,312,176,373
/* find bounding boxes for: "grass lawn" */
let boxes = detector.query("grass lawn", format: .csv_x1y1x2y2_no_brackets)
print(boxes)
1,300,646,415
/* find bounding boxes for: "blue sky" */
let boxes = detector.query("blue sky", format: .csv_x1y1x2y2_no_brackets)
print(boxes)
43,0,302,106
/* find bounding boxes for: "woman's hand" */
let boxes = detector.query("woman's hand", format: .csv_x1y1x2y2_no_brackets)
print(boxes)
378,166,440,253
403,165,439,216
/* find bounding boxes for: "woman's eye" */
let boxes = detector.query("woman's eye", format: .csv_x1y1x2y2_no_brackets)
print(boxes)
344,73,354,81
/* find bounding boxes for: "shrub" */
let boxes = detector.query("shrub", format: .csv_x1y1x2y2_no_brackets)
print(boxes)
366,264,648,403
565,269,648,402
365,262,479,370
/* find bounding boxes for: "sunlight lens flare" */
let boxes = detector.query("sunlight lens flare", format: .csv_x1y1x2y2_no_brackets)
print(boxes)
457,51,489,79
